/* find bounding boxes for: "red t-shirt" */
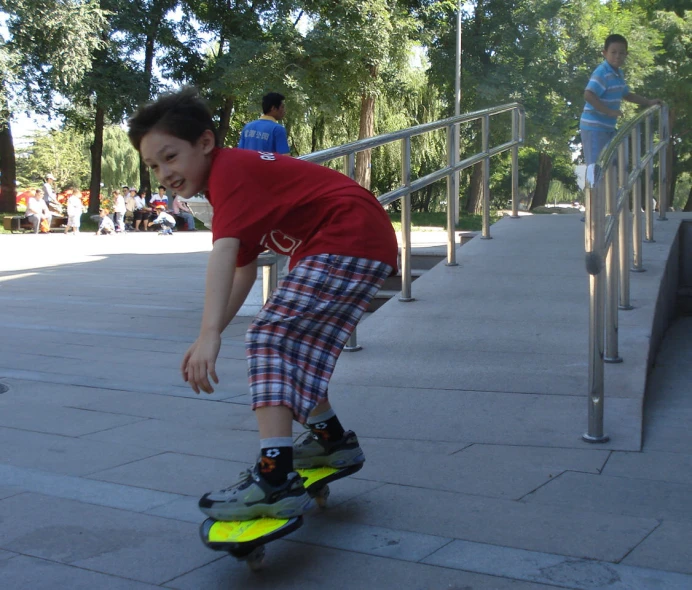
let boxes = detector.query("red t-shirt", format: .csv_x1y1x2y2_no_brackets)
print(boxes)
206,148,398,272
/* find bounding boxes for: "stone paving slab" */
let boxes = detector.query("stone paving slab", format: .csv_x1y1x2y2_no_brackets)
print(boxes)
0,555,167,590
523,471,692,521
0,426,161,476
356,442,608,500
0,397,146,436
621,520,692,575
325,483,659,562
602,450,692,485
0,493,217,585
0,465,184,512
82,416,260,461
424,539,692,589
325,383,641,451
166,542,560,590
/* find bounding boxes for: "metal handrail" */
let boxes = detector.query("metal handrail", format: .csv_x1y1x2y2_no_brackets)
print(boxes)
299,102,525,291
260,103,525,350
583,104,669,443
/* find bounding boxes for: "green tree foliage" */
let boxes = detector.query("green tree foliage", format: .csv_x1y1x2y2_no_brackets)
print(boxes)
0,0,107,211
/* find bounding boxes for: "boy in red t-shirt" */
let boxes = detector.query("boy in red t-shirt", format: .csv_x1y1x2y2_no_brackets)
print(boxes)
128,88,398,522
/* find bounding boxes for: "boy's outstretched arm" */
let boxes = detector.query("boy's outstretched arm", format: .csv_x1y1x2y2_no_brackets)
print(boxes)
183,237,240,394
584,90,622,118
624,93,663,107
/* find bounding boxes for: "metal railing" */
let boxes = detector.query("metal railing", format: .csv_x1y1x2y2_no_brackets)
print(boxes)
584,104,670,443
261,103,525,349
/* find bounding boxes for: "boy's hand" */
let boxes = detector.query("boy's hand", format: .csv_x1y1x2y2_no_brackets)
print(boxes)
647,98,663,106
181,332,221,394
609,109,623,118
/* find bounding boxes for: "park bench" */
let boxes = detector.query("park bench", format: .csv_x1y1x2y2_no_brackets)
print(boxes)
3,215,68,233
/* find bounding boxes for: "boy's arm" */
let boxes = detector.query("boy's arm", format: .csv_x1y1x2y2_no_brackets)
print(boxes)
183,237,241,393
222,258,258,330
623,93,663,107
584,90,622,118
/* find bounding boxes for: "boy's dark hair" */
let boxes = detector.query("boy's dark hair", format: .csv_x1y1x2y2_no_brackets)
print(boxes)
158,185,166,190
262,92,285,115
128,87,219,151
604,34,628,51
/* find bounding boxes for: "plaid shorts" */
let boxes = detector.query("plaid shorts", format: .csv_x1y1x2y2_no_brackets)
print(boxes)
246,254,392,424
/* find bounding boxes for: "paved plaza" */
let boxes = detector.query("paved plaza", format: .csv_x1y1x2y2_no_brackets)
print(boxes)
1,216,691,589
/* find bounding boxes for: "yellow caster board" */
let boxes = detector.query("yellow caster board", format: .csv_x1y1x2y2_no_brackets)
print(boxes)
199,462,363,570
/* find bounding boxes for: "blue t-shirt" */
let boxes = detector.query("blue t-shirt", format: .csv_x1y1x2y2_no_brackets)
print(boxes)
580,61,630,132
237,117,290,154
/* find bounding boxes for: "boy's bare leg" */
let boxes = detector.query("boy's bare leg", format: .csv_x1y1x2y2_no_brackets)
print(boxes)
308,401,332,420
256,405,293,438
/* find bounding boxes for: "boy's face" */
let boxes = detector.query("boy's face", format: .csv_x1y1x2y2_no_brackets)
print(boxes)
140,130,215,198
603,42,627,69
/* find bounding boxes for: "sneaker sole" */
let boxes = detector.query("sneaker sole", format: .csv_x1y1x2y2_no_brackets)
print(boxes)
199,494,315,522
293,450,365,470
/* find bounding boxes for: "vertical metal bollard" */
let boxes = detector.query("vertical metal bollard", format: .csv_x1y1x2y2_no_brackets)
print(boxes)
658,106,668,221
584,167,609,443
446,126,459,265
261,258,278,304
480,114,492,239
510,108,520,219
644,115,655,243
604,163,622,363
631,126,644,272
342,152,362,352
400,137,415,299
618,142,633,310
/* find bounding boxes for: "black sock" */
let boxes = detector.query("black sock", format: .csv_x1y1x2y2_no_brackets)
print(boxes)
257,444,293,486
307,411,345,443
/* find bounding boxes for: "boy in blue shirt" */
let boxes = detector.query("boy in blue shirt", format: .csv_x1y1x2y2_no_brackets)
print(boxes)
580,34,661,166
238,92,290,155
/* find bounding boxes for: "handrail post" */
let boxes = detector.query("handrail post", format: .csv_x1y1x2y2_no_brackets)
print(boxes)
400,137,415,299
618,142,633,310
584,166,608,443
658,106,668,220
644,115,655,242
510,108,520,219
446,125,459,265
343,152,362,351
604,163,622,363
480,114,492,239
631,125,644,273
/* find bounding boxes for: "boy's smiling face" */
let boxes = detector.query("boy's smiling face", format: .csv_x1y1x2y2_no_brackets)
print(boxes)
603,42,627,70
140,129,215,198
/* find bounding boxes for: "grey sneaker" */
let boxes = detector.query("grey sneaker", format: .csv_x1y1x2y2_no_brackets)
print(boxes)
198,465,314,521
293,430,365,470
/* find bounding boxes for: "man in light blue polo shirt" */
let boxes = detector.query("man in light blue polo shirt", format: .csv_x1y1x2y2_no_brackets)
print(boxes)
238,92,290,155
580,34,661,166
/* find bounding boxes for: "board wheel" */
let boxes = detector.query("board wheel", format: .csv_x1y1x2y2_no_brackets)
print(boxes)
244,545,265,571
314,484,330,508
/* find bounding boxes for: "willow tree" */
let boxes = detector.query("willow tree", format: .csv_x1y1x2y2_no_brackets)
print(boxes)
298,0,418,189
0,0,106,211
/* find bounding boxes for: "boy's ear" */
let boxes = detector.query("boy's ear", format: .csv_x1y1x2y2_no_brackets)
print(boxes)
199,129,216,155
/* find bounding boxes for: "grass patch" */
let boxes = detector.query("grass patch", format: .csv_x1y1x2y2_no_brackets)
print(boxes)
388,211,500,232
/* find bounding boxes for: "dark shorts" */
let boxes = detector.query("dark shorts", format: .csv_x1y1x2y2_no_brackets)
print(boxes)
245,254,391,423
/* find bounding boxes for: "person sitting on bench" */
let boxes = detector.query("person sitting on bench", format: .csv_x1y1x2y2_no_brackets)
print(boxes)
25,189,51,234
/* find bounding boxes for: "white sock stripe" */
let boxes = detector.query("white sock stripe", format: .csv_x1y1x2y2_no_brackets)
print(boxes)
260,437,294,449
307,408,336,424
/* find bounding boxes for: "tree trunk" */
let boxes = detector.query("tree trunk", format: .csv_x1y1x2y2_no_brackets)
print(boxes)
530,152,553,210
217,96,234,147
138,32,156,197
355,65,377,189
466,162,483,214
88,105,105,215
684,184,692,213
0,93,16,213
